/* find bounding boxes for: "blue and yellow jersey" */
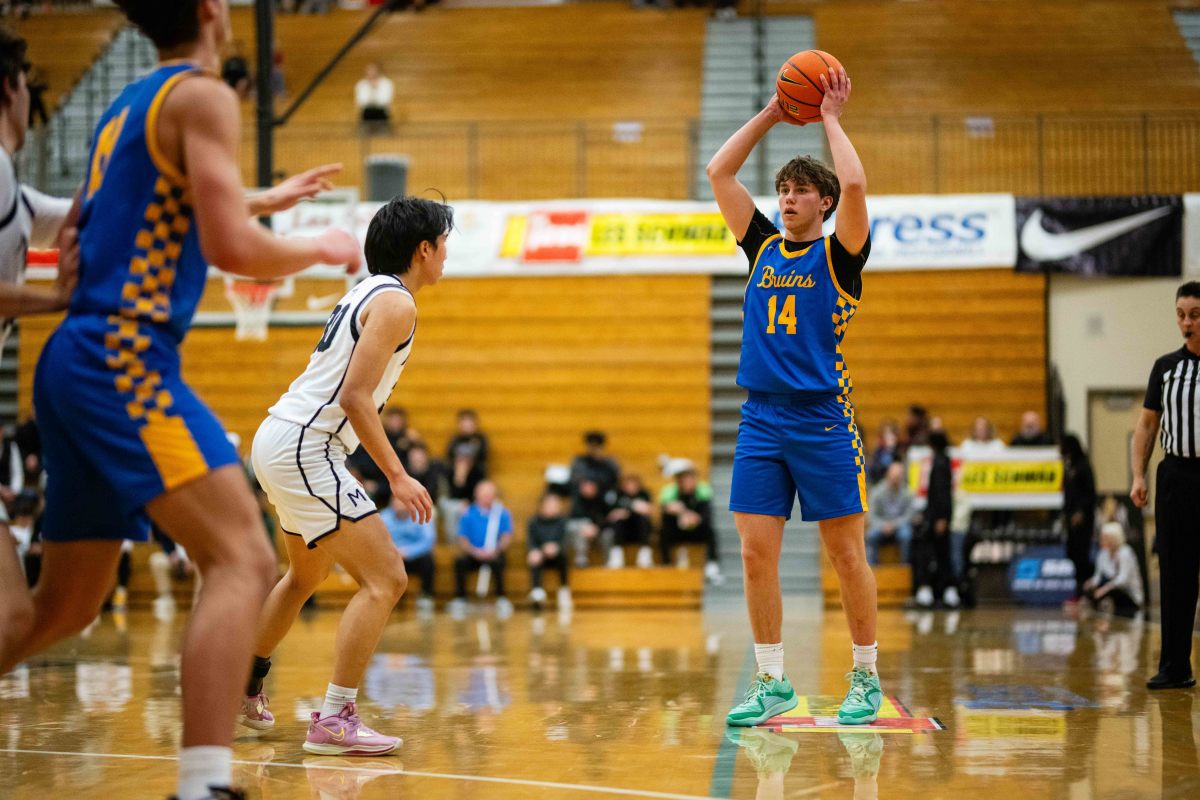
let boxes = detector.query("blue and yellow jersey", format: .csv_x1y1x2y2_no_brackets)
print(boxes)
70,62,206,347
736,209,869,397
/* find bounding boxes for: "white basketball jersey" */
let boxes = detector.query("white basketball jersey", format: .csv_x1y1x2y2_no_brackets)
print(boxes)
268,274,415,452
0,147,71,355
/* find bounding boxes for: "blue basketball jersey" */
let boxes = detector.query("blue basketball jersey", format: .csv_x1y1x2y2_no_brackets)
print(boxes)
737,230,861,397
72,62,206,346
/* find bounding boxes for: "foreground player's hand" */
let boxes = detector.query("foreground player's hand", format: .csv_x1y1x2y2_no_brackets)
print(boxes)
764,93,807,126
391,474,433,524
54,224,80,307
317,229,362,274
1130,476,1149,508
819,68,850,122
254,163,342,215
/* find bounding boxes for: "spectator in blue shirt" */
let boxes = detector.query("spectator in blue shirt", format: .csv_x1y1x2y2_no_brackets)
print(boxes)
381,495,437,613
451,481,513,616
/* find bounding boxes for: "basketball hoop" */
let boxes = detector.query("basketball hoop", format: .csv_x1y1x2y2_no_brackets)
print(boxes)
224,277,290,341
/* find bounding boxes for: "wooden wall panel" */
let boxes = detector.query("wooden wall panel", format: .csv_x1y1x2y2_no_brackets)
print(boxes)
19,275,712,530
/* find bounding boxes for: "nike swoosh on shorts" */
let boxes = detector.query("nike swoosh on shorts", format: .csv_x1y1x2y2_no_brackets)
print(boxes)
1020,206,1172,262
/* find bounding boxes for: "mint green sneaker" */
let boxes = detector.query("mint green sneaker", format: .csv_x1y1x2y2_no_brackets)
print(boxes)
837,668,883,725
726,673,798,727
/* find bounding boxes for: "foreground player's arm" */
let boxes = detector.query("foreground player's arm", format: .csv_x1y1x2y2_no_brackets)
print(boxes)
819,69,868,256
1129,407,1160,508
168,78,360,278
341,291,433,523
706,96,801,240
245,163,342,218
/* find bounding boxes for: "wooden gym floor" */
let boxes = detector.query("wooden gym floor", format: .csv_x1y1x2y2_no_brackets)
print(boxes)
0,598,1196,798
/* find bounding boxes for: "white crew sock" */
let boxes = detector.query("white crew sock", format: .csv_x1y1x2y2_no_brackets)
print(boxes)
852,641,879,675
178,746,232,800
754,642,785,681
320,682,358,719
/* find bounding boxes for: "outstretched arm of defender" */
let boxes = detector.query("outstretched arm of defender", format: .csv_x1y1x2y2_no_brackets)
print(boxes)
706,97,801,241
169,79,360,279
341,292,433,524
819,69,868,255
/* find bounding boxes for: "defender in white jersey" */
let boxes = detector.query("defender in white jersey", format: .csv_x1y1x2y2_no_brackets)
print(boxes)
0,26,77,662
243,196,448,756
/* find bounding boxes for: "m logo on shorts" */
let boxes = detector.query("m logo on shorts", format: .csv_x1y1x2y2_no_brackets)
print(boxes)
346,487,370,507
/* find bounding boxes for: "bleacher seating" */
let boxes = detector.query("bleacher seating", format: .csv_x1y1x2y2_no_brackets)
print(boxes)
231,4,707,196
10,7,122,114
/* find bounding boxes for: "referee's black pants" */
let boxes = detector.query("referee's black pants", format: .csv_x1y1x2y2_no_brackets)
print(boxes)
1155,456,1200,679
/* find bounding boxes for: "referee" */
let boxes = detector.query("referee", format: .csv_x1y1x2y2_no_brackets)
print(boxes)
1132,281,1200,690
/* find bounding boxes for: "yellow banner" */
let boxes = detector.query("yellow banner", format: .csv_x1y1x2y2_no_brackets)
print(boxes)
587,213,735,256
958,460,1063,494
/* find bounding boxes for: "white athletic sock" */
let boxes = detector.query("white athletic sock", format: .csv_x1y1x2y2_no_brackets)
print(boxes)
178,746,232,800
754,642,785,681
852,641,879,675
320,682,358,719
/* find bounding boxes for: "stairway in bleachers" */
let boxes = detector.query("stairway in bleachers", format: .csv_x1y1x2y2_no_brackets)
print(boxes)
22,26,156,197
708,276,821,597
694,15,824,201
1176,10,1200,69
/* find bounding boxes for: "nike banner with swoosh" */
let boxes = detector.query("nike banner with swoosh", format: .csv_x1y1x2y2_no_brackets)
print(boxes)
1016,196,1182,276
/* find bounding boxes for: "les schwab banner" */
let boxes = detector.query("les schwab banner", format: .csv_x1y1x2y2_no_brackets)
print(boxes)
905,446,1064,511
267,194,1018,278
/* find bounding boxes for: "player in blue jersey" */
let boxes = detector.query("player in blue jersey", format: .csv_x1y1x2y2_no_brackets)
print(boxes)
707,69,884,726
0,2,360,798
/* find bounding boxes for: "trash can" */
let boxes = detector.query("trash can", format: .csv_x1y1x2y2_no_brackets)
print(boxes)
365,154,409,202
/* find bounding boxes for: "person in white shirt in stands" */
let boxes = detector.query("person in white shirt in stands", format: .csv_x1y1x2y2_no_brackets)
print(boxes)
1083,521,1144,619
355,63,393,130
958,416,1005,458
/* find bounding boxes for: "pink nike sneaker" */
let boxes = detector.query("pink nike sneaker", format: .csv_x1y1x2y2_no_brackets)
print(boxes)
303,702,402,756
237,692,275,731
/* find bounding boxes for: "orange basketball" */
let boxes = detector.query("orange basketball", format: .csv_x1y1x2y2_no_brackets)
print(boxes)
776,50,844,123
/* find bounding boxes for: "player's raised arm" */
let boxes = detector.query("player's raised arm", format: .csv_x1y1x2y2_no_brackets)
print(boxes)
167,78,359,278
819,69,868,256
706,96,802,241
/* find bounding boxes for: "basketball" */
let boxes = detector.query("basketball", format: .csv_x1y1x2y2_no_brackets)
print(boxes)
776,49,845,122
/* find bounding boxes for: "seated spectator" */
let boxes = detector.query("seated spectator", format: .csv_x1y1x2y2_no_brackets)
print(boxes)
447,408,488,475
866,419,901,485
959,415,1005,457
1083,522,1143,619
450,481,512,617
604,473,654,568
567,431,620,567
383,406,422,467
221,41,251,99
903,404,930,452
381,494,437,614
406,444,443,506
659,460,721,584
866,463,914,566
355,62,394,130
527,493,571,609
1011,410,1051,446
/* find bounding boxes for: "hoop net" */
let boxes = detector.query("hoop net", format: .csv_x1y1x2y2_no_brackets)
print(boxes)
224,278,287,341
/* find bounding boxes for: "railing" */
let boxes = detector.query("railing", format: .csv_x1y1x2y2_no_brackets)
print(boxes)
17,112,1200,200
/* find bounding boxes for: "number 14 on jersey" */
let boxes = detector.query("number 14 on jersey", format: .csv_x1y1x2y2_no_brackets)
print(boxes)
765,294,797,335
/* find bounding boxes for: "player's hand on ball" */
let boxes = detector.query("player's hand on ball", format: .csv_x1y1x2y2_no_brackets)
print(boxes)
819,68,850,121
765,93,807,126
391,475,434,524
317,229,362,274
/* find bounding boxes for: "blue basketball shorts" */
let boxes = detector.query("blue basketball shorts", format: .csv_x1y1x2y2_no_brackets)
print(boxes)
33,321,240,543
729,393,869,522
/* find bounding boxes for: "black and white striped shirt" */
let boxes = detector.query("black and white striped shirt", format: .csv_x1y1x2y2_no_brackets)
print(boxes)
1145,347,1200,458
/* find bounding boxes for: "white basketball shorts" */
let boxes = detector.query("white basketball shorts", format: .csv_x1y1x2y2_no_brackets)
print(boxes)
251,415,378,546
